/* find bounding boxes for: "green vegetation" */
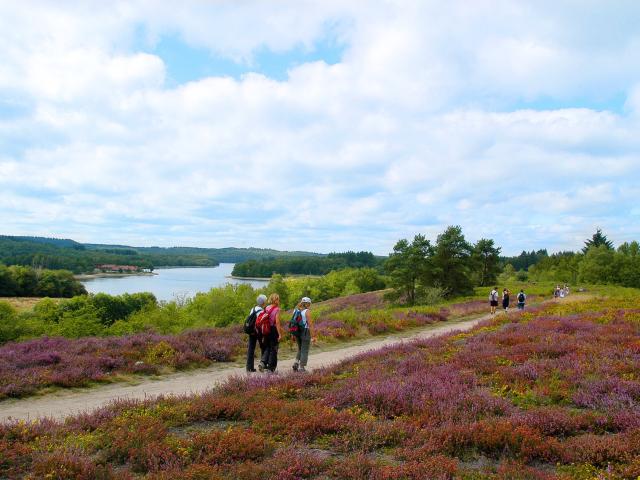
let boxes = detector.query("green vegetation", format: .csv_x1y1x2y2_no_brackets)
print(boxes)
0,267,387,343
497,229,640,290
501,248,548,271
385,226,501,303
0,264,86,297
0,292,157,342
231,251,381,277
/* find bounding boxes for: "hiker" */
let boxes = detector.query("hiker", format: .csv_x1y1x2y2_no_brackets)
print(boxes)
517,289,526,310
502,288,510,312
292,297,315,373
258,293,283,372
489,287,499,314
245,294,267,372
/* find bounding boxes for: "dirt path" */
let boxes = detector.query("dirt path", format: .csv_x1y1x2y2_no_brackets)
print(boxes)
0,311,502,422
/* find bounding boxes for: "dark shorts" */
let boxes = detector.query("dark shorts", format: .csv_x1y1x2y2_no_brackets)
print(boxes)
490,300,498,307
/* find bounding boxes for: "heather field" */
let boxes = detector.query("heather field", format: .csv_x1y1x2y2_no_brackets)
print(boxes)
2,290,639,479
0,292,498,400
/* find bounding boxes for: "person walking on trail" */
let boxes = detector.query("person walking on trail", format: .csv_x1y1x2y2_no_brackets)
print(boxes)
489,287,499,314
502,288,510,312
258,293,283,372
517,289,526,310
292,297,316,373
245,294,267,372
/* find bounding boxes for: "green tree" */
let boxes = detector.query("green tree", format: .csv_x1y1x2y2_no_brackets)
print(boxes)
582,228,614,253
579,245,615,284
384,234,433,305
0,265,17,296
9,265,38,296
471,238,501,286
266,274,291,308
432,226,474,296
0,301,20,342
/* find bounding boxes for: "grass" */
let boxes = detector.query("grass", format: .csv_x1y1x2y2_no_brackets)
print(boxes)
0,297,57,312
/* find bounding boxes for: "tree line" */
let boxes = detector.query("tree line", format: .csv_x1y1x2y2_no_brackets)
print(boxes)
0,264,87,297
231,251,382,277
0,236,327,273
523,229,640,287
0,236,219,273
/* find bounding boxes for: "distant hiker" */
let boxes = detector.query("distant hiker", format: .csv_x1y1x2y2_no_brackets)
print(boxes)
292,297,315,373
258,293,283,372
489,287,499,314
554,285,561,298
517,289,526,310
564,284,570,296
244,294,266,372
502,288,510,312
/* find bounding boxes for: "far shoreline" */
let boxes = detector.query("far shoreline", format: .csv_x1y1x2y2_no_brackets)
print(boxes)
227,275,271,281
75,272,157,280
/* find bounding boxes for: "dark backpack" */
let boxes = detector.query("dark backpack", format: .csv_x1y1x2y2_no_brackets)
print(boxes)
243,307,261,335
255,307,272,336
288,309,305,337
518,293,525,303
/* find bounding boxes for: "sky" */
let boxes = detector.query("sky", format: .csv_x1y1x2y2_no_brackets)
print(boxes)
1,1,639,256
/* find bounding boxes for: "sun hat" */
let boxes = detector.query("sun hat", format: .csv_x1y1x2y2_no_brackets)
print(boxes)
301,296,312,304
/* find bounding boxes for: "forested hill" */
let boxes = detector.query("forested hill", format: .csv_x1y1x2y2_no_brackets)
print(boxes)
0,236,321,273
232,251,383,277
85,245,322,264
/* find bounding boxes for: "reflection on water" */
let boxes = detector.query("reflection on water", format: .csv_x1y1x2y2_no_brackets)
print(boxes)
81,263,268,302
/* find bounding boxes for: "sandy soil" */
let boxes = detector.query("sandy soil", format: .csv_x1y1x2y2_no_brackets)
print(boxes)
0,312,502,422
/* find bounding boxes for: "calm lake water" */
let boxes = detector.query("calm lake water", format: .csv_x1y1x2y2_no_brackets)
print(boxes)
81,264,269,302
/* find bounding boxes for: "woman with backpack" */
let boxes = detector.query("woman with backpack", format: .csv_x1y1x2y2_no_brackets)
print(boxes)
292,297,315,373
245,294,267,372
502,288,510,312
258,293,283,372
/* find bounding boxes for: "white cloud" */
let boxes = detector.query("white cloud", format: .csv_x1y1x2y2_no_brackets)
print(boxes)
1,1,640,254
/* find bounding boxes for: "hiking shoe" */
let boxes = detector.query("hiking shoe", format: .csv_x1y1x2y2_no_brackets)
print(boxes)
246,368,257,372
292,363,299,371
298,366,306,373
258,363,265,372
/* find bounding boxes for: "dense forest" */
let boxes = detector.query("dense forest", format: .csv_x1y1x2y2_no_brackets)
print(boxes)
231,251,382,277
0,236,321,273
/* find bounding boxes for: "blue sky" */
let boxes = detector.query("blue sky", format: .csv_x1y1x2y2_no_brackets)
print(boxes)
1,1,639,256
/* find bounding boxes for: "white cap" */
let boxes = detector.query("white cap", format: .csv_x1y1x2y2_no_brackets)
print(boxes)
256,294,267,305
301,296,311,304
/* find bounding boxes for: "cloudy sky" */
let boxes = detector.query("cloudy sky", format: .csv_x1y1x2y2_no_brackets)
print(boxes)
1,1,639,255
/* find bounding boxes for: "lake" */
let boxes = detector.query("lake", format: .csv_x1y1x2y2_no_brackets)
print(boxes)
81,264,269,301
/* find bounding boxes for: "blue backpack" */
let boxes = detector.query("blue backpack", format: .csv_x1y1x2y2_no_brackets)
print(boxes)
288,309,305,337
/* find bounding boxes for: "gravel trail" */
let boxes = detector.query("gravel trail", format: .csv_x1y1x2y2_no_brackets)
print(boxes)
0,312,500,422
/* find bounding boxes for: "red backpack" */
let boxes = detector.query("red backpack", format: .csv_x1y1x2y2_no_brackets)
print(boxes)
255,306,272,336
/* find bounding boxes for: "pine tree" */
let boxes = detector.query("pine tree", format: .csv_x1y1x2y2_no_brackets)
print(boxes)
582,228,614,253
